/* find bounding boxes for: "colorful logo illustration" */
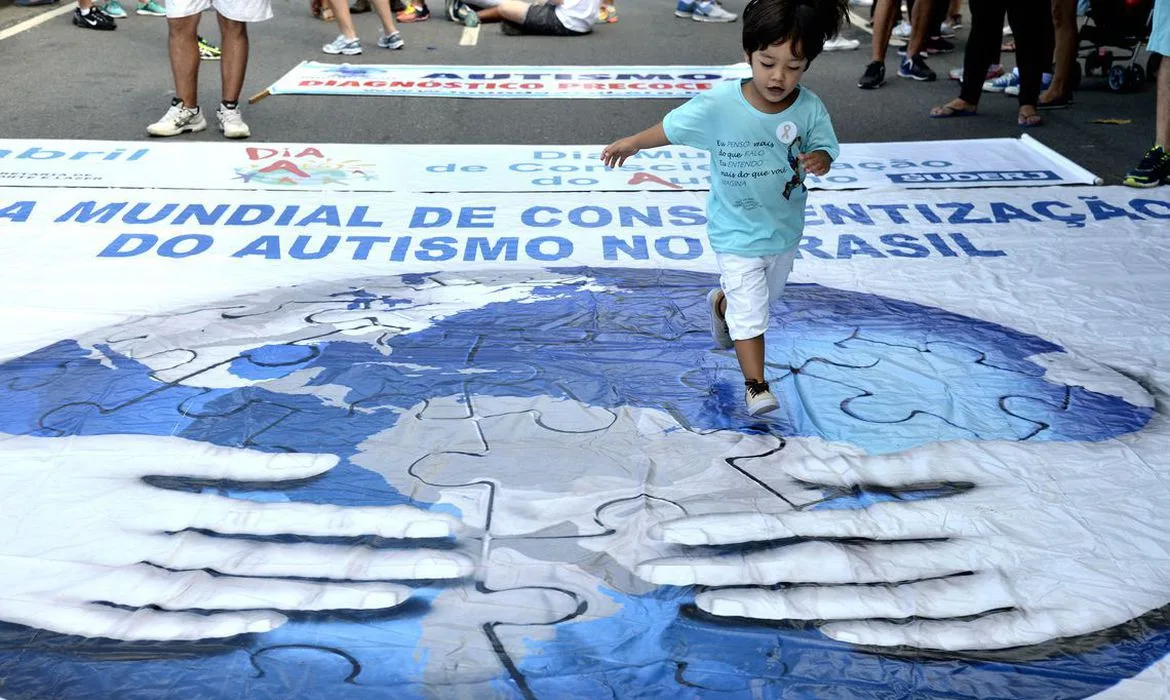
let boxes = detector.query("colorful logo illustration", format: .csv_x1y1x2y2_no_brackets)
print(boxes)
234,146,376,187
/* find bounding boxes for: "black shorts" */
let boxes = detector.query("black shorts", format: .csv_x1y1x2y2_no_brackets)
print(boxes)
519,3,587,35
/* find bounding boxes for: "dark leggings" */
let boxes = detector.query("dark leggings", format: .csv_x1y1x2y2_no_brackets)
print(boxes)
959,0,1054,107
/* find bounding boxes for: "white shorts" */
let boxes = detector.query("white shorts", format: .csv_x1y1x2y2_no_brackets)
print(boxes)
166,0,272,22
716,248,797,341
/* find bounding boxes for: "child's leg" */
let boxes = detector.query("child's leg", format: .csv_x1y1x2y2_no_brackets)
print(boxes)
720,248,797,383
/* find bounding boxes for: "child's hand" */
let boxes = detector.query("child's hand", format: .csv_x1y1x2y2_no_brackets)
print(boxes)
797,150,832,177
601,137,641,169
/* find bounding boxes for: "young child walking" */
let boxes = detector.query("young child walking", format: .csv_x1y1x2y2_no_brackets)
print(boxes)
602,0,847,416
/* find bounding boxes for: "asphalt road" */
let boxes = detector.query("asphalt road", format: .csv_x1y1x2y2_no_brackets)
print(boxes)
0,0,1160,183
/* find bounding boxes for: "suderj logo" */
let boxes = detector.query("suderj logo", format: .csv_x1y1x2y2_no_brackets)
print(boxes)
234,147,376,187
889,170,1060,184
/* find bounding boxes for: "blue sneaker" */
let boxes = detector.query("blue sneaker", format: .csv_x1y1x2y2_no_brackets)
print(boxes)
691,0,736,21
1005,72,1052,96
674,0,694,17
983,67,1018,93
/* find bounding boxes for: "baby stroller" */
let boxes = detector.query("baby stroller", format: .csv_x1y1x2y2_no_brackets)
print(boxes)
1074,0,1158,92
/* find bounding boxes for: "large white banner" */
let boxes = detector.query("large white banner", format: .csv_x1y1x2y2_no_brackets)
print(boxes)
1,183,1168,700
265,62,752,99
0,136,1099,192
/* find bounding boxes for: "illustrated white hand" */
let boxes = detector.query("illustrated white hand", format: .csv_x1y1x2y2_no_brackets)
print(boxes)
0,434,472,641
638,411,1170,651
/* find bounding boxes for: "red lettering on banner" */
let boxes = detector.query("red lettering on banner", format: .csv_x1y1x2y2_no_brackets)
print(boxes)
389,81,415,88
364,80,387,87
246,148,278,161
628,172,684,189
298,80,325,86
258,160,311,178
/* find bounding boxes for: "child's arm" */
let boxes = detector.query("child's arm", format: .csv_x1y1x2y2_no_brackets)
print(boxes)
798,151,832,176
601,123,669,168
798,99,841,178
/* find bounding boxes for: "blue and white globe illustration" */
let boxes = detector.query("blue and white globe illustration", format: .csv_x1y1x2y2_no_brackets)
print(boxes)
0,267,1163,700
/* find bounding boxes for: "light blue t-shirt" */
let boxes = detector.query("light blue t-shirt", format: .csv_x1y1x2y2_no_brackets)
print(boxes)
663,80,839,256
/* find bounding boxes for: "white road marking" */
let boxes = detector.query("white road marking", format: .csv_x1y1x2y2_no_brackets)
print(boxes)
459,24,479,46
0,3,76,42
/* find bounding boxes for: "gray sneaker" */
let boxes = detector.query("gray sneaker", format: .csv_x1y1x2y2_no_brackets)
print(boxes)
323,34,362,55
745,380,779,416
377,30,404,49
146,101,207,137
707,288,733,349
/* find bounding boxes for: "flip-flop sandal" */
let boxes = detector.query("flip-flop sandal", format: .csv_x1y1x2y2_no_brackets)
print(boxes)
1018,112,1043,127
930,103,978,118
1038,95,1073,110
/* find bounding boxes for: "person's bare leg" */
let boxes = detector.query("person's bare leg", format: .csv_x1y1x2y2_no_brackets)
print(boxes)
168,14,202,107
217,14,247,104
734,337,766,384
476,5,500,21
1157,57,1170,147
871,0,896,62
370,0,397,34
327,0,359,36
1042,0,1076,103
906,0,936,57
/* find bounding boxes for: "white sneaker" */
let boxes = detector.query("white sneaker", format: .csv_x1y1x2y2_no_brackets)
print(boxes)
823,35,860,51
323,34,362,55
216,104,251,139
707,288,734,349
692,0,736,22
745,381,779,416
891,20,911,39
146,102,207,137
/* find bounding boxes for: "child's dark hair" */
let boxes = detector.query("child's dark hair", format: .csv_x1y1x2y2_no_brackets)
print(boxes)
742,0,848,65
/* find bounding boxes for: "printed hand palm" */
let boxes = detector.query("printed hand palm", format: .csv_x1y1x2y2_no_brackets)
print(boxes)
639,413,1170,651
0,434,471,641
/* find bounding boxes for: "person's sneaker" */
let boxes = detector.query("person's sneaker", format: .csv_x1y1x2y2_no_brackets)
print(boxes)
73,7,116,30
198,35,221,60
595,4,617,22
891,20,911,39
396,2,429,21
692,0,736,22
938,22,955,37
1123,146,1170,188
101,0,126,17
949,13,962,30
949,63,1003,81
146,100,206,137
823,35,860,51
674,0,695,17
216,103,250,139
857,60,885,89
899,54,936,81
377,29,404,48
707,289,734,349
983,67,1018,92
745,380,779,416
924,36,954,54
1005,72,1052,96
136,0,166,14
323,33,362,54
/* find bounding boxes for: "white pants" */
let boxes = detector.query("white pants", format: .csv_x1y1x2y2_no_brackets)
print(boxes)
166,0,272,22
716,248,797,341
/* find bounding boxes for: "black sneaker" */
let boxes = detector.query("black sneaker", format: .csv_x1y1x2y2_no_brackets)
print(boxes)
899,54,936,81
858,61,886,89
925,36,955,54
73,6,116,29
1123,146,1170,188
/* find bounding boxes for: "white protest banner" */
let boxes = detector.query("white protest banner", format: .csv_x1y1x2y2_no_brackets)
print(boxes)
0,182,1169,700
263,62,751,99
0,136,1099,193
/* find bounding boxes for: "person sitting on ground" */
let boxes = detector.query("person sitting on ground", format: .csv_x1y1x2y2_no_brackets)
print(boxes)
476,0,601,35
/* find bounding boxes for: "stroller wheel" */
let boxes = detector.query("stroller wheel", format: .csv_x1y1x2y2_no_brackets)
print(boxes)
1108,64,1127,92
